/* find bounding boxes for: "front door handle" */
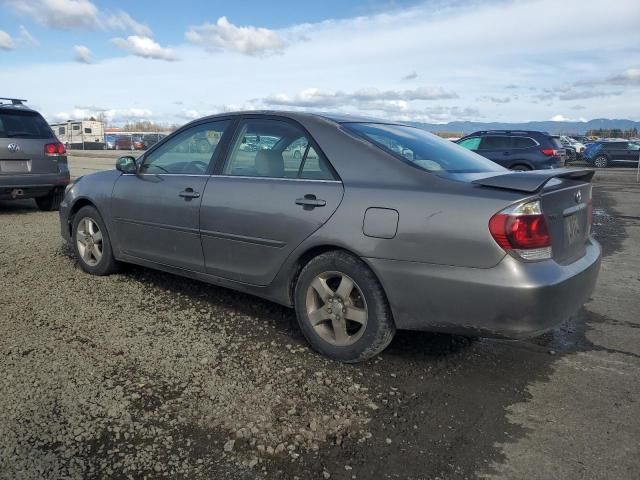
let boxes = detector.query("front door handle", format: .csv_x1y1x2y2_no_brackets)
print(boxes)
296,194,326,209
179,188,200,199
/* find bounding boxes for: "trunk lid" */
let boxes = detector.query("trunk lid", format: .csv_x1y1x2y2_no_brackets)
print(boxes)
0,109,60,175
540,180,591,264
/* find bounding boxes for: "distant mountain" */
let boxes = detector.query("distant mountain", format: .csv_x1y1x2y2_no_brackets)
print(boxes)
411,119,640,135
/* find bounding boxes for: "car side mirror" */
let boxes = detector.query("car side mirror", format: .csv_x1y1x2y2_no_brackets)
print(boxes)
116,155,137,174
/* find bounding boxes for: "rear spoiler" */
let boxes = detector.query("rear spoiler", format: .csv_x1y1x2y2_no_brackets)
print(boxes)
472,168,595,193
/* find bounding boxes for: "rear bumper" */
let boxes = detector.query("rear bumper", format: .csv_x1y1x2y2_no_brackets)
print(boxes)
366,238,601,338
0,173,69,200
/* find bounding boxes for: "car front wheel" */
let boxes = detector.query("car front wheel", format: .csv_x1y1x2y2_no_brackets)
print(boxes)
594,155,608,168
294,251,395,363
72,206,119,276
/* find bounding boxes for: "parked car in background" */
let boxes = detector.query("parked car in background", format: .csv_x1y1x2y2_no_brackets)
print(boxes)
571,136,592,145
560,135,586,154
60,111,601,362
105,134,116,150
115,135,144,150
583,140,640,168
456,130,565,170
142,133,167,150
0,97,69,210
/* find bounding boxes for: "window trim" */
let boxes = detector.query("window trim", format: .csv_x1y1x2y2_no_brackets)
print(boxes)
217,115,339,181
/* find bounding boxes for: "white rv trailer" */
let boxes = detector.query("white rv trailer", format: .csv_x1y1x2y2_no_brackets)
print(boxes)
50,120,106,150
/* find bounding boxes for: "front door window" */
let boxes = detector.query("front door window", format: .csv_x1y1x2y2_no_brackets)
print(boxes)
141,120,230,174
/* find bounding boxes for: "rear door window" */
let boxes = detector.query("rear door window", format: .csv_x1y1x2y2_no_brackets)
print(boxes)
0,110,52,139
224,119,335,180
479,136,511,150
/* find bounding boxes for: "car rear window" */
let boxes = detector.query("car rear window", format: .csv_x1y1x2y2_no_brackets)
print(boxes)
0,110,53,139
513,137,537,149
549,136,563,149
344,123,504,174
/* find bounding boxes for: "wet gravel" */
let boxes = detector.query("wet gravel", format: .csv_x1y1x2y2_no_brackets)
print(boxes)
1,170,636,479
0,203,373,479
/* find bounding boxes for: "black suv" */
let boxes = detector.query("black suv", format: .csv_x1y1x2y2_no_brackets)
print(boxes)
583,140,640,168
0,98,70,210
456,130,565,170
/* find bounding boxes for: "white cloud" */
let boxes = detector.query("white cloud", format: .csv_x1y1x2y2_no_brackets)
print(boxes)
607,68,640,86
17,26,39,46
402,71,418,81
53,107,153,123
6,0,100,30
73,45,92,63
263,86,457,110
3,0,640,125
0,30,14,50
105,10,152,37
111,36,178,61
551,114,570,122
5,0,150,37
186,16,285,56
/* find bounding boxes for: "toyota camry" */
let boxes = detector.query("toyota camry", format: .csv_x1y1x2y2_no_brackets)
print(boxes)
60,112,601,362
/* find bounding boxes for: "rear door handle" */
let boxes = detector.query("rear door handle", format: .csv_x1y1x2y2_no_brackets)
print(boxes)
179,188,200,199
296,194,326,209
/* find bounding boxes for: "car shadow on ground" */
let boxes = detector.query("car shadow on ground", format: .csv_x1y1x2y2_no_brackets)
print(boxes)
0,199,40,214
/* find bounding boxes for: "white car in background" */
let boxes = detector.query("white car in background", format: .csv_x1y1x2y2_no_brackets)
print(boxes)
560,135,586,153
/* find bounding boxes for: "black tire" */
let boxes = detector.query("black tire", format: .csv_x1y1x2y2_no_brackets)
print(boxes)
294,251,395,363
594,155,608,168
72,206,119,276
35,189,65,211
510,164,531,171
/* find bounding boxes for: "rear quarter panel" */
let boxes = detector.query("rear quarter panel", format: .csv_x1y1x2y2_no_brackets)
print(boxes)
292,177,526,269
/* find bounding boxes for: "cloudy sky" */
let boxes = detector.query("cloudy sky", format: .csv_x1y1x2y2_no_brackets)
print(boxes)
1,0,639,125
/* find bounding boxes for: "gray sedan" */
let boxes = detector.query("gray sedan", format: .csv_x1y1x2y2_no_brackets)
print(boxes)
59,112,601,362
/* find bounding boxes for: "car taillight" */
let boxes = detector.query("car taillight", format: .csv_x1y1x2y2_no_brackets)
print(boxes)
45,142,66,156
541,148,560,156
489,200,552,261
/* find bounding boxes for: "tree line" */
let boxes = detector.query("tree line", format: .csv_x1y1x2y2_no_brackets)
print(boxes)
585,128,639,139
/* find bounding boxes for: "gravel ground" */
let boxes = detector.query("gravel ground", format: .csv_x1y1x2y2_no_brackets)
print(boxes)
1,166,639,479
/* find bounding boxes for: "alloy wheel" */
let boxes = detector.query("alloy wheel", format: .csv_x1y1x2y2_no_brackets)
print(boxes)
594,156,608,168
76,217,103,267
305,271,368,346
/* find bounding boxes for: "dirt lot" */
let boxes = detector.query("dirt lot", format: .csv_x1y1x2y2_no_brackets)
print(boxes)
1,159,639,479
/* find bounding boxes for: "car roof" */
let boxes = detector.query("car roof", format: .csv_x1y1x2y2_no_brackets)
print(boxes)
194,110,410,127
0,102,38,113
468,130,549,136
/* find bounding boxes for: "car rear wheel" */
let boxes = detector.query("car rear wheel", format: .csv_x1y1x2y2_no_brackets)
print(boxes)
35,189,65,211
294,251,395,363
72,206,119,276
510,164,531,171
594,155,608,168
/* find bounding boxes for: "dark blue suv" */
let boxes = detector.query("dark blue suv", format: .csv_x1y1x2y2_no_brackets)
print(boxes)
456,130,566,170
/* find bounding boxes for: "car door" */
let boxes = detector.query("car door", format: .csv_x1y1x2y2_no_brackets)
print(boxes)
477,135,512,167
621,142,640,164
111,119,231,272
200,117,344,286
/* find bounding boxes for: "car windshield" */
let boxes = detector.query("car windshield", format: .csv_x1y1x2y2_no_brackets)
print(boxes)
344,123,504,174
0,110,52,139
